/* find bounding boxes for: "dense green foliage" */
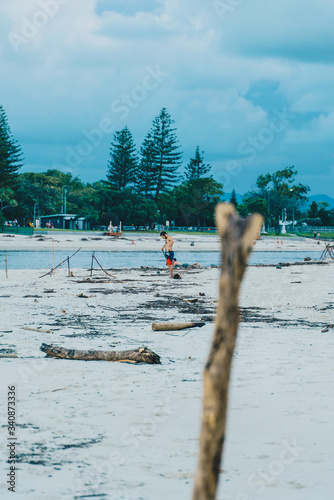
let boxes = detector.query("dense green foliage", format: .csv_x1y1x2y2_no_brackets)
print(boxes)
238,166,310,231
1,104,333,230
305,201,334,226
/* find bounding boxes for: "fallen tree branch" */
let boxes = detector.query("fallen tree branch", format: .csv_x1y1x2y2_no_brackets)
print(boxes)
192,203,263,500
320,243,334,260
92,254,117,278
40,344,161,364
152,322,205,331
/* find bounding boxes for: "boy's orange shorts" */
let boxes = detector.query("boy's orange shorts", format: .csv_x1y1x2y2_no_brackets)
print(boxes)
165,250,174,266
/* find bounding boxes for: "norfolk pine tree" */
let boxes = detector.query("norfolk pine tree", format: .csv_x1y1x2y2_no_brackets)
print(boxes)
177,147,223,227
150,108,182,201
107,126,138,190
229,189,238,210
135,132,157,197
185,146,211,182
0,105,23,189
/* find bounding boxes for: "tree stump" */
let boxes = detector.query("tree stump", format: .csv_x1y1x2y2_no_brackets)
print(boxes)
192,203,263,500
40,344,161,364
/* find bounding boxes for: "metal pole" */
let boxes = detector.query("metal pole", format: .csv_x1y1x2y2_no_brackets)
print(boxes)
63,186,69,214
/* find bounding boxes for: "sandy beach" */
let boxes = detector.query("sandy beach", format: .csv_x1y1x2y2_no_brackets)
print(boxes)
0,230,327,253
0,239,333,499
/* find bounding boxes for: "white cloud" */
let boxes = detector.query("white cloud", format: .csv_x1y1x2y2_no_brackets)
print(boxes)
215,0,334,63
0,0,333,195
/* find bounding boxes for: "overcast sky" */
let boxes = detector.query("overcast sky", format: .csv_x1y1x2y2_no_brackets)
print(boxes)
0,0,333,196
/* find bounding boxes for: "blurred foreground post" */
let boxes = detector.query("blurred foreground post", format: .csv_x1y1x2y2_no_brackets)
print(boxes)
192,203,263,500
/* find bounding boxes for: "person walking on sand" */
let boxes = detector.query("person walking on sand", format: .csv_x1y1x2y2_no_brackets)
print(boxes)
160,231,175,278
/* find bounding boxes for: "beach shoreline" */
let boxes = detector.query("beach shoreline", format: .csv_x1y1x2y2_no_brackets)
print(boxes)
0,259,333,499
0,231,327,253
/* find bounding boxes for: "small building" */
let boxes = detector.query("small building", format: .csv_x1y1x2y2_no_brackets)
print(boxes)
39,214,90,230
76,217,90,230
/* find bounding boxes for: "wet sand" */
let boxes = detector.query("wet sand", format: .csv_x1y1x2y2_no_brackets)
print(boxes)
0,258,333,499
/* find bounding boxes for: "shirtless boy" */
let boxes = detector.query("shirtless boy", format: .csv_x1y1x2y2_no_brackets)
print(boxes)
160,231,175,278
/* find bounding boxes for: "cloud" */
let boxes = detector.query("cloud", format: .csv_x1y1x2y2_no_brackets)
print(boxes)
96,0,162,17
214,0,334,64
0,0,333,196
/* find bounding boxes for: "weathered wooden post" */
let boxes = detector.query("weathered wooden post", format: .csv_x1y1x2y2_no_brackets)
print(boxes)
192,203,263,500
52,239,55,277
90,252,94,278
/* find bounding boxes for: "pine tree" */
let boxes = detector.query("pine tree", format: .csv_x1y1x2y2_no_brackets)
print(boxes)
185,146,211,181
107,126,138,190
135,132,157,197
0,105,24,189
150,108,182,201
308,201,318,219
229,189,238,209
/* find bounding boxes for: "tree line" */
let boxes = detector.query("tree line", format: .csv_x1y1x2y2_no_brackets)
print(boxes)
0,106,223,228
230,166,334,229
1,104,333,230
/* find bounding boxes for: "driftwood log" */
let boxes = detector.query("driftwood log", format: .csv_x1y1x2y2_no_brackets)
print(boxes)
40,344,161,364
152,322,205,331
192,203,263,500
22,327,51,334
